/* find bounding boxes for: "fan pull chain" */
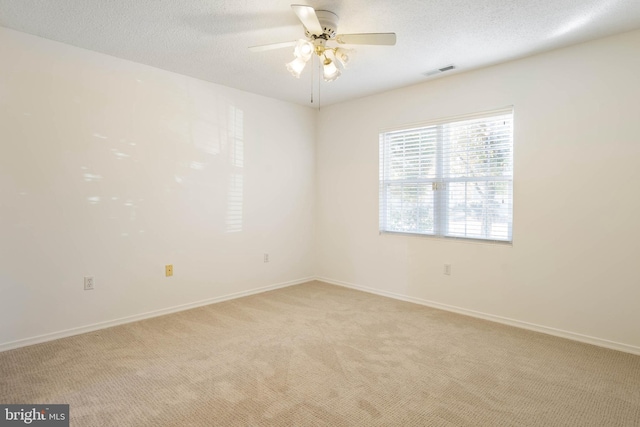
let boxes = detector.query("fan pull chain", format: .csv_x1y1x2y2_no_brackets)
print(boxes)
310,55,314,104
317,58,321,110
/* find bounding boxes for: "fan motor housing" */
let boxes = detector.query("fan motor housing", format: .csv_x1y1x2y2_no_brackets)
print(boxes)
305,10,339,39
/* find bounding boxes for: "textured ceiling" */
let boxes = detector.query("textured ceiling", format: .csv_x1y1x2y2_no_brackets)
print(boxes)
1,0,640,106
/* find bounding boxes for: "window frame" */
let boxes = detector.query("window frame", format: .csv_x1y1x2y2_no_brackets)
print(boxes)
379,107,514,244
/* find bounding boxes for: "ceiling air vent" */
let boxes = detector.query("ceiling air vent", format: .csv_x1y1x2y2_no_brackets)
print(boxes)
423,64,456,77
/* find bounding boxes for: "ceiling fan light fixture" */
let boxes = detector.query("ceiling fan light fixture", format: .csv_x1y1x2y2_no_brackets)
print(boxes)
252,5,396,88
334,48,354,68
293,39,314,61
322,58,341,82
286,57,308,78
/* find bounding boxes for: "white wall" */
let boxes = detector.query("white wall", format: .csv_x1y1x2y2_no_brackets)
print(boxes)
2,25,639,355
316,29,640,353
0,27,316,348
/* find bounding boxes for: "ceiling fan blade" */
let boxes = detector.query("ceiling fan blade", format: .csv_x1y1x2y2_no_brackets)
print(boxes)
291,4,323,36
336,33,397,46
249,41,297,52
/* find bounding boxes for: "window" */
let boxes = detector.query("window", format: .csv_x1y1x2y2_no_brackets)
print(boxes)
379,108,513,243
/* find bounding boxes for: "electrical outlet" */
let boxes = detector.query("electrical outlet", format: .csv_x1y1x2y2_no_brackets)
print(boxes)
165,264,173,277
84,276,95,290
444,264,452,276
264,253,269,263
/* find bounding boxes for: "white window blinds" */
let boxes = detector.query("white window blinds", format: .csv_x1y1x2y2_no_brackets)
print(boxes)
379,108,514,243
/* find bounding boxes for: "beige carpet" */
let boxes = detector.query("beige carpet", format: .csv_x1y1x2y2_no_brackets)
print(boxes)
1,281,639,426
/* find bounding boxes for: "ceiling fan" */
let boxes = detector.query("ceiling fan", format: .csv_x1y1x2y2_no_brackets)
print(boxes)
249,4,396,82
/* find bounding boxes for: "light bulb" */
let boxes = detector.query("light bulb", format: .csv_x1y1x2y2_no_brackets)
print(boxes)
293,39,314,61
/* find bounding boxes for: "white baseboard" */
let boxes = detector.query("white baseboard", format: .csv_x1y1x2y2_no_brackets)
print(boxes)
317,277,640,356
5,276,638,357
0,277,314,353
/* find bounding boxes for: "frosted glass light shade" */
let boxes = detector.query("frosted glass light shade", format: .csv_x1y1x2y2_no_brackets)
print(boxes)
322,59,341,82
334,48,354,68
286,57,308,78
